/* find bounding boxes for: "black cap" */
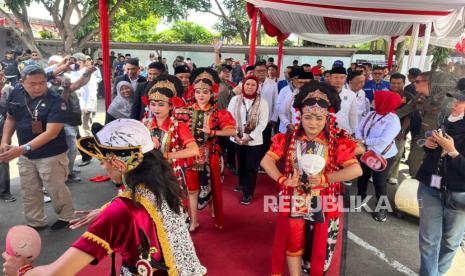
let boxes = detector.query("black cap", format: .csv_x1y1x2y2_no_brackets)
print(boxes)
289,68,302,79
298,71,314,80
174,65,190,75
330,67,347,75
245,65,255,73
447,90,465,101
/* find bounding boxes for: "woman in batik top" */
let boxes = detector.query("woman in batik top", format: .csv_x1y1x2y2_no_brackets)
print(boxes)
261,82,362,276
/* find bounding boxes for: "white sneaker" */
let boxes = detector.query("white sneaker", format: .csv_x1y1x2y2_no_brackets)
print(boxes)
43,195,51,203
388,178,398,185
354,196,369,210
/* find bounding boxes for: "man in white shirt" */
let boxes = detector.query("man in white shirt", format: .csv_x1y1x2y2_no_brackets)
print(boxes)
329,67,358,135
254,60,278,163
67,55,99,136
278,69,314,133
347,70,370,123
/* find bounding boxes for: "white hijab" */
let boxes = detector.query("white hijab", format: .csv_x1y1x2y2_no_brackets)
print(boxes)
107,81,134,119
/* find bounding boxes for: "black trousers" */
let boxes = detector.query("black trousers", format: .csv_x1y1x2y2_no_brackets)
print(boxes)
218,136,236,168
236,144,262,197
357,156,394,204
0,161,10,194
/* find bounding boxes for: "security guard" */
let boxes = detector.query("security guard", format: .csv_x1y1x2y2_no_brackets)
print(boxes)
0,64,74,231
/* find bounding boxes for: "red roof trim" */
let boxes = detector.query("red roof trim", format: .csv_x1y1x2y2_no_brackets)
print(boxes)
261,0,452,16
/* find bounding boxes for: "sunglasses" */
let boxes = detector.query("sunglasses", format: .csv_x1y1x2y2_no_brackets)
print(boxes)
414,80,428,84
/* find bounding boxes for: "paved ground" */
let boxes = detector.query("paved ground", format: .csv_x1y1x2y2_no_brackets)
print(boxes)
0,99,464,275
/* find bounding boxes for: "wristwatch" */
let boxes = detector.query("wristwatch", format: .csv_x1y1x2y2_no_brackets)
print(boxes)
22,144,32,154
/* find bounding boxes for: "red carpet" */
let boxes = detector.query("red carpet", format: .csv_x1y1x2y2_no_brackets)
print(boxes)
78,169,344,276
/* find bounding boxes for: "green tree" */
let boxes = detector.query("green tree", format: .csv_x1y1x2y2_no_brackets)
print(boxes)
111,13,160,42
155,21,218,44
431,46,451,67
206,0,250,45
0,0,210,53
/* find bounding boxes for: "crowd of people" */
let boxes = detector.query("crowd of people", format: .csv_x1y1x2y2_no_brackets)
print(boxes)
1,45,465,276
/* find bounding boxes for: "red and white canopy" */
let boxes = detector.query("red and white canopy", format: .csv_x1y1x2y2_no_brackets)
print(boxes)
246,0,465,45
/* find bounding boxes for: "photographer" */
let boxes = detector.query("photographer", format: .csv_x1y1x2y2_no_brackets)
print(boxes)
416,86,465,276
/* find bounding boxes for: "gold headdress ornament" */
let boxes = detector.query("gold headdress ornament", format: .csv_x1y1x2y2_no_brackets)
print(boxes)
148,80,176,102
195,72,215,83
148,91,171,102
194,80,212,92
303,89,330,104
301,90,330,116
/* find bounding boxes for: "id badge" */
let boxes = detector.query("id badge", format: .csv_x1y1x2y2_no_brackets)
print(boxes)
430,174,442,189
31,120,43,134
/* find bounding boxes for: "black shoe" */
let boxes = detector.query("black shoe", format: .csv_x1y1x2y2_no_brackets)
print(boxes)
240,195,252,205
233,185,242,192
373,210,387,222
0,193,16,202
78,160,91,167
50,219,69,231
28,224,48,231
66,173,81,183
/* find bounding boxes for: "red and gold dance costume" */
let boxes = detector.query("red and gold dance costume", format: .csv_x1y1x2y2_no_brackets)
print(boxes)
176,102,235,229
141,90,196,199
267,117,358,276
74,120,206,276
144,114,195,191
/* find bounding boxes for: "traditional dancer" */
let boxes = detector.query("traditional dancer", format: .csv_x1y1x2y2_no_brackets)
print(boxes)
260,82,362,276
2,119,206,276
141,75,199,199
176,68,236,231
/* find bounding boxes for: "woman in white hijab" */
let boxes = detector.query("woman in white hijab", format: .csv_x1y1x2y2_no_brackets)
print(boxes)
106,81,134,123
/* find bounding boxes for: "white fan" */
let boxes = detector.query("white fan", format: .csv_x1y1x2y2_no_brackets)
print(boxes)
300,154,326,175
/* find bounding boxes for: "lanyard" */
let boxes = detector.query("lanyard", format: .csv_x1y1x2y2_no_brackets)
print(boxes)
24,96,43,120
363,113,386,139
242,97,256,122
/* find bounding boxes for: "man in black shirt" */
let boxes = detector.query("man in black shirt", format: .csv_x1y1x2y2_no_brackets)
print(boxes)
1,50,20,86
0,65,75,231
130,62,166,120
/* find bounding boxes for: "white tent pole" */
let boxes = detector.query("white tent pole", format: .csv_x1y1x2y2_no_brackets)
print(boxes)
407,23,420,69
419,22,433,71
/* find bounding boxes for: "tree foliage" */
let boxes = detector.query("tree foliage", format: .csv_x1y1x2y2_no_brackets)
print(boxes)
155,21,218,44
0,0,211,53
111,13,160,42
432,46,451,67
207,0,250,45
